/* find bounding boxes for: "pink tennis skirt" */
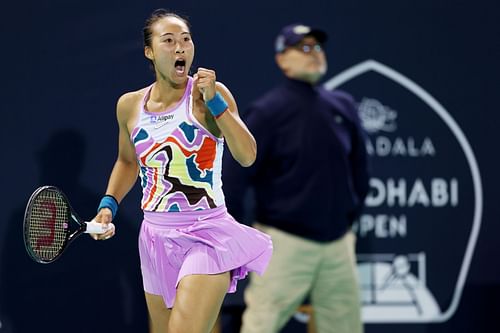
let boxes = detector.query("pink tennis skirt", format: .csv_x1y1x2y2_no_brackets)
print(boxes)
138,205,273,308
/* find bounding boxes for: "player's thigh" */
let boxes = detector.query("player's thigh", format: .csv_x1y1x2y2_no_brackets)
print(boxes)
169,272,230,333
145,292,171,333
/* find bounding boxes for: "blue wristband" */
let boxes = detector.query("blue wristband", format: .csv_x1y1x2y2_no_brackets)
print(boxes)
205,92,228,118
97,195,119,219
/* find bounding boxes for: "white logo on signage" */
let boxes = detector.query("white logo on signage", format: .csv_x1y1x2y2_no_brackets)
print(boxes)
323,60,483,323
358,98,397,133
357,253,440,321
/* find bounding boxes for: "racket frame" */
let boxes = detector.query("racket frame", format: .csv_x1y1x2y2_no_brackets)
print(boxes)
23,185,88,264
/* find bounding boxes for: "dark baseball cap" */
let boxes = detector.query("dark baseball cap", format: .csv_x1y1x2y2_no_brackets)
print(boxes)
275,23,328,53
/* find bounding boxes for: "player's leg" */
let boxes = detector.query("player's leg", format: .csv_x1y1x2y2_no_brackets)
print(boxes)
167,272,230,333
145,292,172,333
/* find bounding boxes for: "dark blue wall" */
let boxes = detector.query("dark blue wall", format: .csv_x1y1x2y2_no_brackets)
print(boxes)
1,0,498,332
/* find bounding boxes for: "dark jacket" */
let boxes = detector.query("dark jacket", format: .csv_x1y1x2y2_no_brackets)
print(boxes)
223,78,370,242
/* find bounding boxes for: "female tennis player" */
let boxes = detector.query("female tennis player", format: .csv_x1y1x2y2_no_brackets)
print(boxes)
91,9,272,333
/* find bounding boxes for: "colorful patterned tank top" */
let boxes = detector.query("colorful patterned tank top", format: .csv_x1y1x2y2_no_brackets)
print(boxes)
130,78,225,212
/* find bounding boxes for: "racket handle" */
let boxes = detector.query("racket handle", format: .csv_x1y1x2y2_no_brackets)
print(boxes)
85,220,115,234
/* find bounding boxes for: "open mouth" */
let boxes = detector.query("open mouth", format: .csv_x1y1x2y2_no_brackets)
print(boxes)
174,59,186,75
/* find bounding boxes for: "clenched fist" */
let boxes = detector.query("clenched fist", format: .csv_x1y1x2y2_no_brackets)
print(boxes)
193,67,217,102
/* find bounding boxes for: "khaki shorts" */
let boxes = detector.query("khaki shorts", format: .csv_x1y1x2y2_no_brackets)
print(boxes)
241,225,363,333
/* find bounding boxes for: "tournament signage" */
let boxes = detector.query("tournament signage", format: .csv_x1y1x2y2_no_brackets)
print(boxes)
324,60,483,323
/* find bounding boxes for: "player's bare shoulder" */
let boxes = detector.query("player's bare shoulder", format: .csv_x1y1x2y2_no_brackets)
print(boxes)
116,87,149,127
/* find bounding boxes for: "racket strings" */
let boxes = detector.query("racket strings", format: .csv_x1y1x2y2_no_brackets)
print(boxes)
26,190,68,261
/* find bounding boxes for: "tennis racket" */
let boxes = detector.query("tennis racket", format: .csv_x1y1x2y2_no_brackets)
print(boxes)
23,185,115,264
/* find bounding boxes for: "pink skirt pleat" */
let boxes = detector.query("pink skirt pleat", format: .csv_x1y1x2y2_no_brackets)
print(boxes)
138,205,273,308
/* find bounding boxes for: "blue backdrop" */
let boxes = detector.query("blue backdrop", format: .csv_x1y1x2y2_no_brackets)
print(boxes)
0,1,498,332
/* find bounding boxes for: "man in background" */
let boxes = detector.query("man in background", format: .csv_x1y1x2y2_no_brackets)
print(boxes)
223,23,370,333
